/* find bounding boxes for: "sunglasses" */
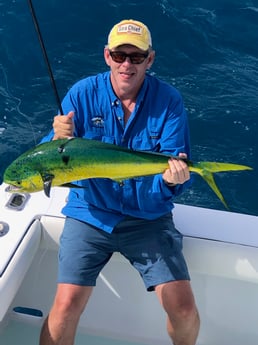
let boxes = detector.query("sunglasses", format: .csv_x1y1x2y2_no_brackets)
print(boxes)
109,51,149,64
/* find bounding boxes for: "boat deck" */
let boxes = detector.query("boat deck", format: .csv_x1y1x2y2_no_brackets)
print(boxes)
1,183,258,344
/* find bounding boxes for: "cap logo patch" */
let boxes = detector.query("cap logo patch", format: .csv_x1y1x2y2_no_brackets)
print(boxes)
117,23,143,35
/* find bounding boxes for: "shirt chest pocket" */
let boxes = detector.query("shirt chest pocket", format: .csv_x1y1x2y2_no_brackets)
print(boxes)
131,130,161,152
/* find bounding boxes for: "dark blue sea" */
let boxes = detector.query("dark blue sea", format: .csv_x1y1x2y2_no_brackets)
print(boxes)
0,0,257,215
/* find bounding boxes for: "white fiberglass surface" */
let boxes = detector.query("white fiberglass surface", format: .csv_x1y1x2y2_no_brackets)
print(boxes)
0,320,149,345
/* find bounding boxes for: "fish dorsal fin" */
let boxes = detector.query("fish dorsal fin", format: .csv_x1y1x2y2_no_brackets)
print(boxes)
41,173,54,197
60,182,86,189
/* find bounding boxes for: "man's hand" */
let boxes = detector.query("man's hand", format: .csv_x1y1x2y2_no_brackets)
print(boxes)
53,111,74,140
162,153,190,186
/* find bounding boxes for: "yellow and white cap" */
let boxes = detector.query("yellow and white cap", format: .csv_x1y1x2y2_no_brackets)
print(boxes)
107,19,152,51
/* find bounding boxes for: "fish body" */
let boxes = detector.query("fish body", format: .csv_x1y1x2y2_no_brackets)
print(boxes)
3,138,253,208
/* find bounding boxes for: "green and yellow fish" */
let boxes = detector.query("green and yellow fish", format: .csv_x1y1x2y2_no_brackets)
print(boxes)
3,138,252,208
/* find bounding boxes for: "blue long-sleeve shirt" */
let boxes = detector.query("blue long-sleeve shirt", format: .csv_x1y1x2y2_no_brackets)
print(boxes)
41,71,192,233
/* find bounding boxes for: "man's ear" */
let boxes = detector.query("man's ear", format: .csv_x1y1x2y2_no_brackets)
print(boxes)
147,50,155,69
104,48,111,66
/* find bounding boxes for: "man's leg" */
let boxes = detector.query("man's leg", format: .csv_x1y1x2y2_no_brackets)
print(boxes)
40,217,113,344
39,283,93,345
155,280,200,345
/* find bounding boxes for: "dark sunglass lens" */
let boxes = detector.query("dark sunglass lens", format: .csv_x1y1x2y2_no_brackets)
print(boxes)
130,54,147,64
110,52,126,63
110,51,148,64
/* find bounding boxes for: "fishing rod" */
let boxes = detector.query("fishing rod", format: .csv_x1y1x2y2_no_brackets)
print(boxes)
27,0,64,115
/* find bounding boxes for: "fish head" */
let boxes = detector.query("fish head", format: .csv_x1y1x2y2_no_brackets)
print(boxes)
3,162,44,193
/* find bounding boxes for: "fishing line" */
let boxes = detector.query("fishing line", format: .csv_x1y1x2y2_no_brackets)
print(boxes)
27,0,64,115
0,63,37,144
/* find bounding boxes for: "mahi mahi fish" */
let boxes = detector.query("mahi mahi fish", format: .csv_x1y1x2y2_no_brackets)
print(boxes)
3,137,252,208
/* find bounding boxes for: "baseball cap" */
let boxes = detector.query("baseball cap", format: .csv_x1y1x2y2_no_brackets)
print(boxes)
107,19,152,51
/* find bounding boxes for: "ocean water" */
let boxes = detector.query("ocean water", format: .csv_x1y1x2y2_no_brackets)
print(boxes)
0,0,257,215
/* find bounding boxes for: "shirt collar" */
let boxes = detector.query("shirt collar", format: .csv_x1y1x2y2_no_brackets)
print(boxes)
106,71,149,106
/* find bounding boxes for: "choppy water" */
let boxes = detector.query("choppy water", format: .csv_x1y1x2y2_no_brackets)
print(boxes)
0,0,257,215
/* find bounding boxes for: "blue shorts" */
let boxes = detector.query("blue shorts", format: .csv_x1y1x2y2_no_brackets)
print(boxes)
58,214,190,291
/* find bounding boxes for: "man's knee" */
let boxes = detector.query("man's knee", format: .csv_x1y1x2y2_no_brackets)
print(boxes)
52,284,93,319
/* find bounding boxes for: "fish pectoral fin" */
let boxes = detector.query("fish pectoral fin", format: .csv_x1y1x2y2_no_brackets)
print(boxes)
41,173,54,197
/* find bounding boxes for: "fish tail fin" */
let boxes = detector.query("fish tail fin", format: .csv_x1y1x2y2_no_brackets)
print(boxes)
194,168,229,209
190,162,253,209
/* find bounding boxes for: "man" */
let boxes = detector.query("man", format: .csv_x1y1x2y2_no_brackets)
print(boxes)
39,19,200,345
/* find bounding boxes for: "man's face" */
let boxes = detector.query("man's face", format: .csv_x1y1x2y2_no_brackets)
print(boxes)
104,44,155,96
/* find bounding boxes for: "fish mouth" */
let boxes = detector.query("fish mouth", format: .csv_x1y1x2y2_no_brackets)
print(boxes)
5,184,22,193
